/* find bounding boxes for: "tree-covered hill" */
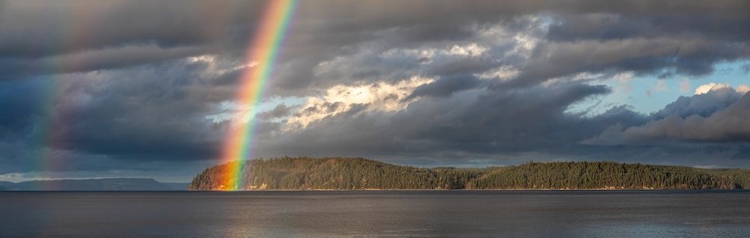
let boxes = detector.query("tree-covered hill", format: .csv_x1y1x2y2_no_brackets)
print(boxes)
189,157,487,190
189,157,750,190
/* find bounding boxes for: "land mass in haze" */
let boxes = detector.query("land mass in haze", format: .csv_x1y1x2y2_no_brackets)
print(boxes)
189,157,750,191
0,178,189,191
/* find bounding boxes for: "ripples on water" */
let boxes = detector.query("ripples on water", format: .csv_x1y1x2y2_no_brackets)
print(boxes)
1,190,749,237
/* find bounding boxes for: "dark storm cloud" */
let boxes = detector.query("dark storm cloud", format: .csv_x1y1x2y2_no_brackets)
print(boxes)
0,57,241,167
0,79,48,131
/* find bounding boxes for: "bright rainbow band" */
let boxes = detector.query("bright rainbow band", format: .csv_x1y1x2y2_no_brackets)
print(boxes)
220,0,299,190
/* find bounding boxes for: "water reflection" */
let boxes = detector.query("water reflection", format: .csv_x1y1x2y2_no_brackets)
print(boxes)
1,191,749,237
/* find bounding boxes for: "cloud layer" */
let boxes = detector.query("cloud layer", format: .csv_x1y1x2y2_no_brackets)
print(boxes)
1,0,750,180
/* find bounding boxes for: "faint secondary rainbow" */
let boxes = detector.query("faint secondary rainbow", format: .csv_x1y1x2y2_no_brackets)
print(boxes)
32,5,89,190
220,0,299,190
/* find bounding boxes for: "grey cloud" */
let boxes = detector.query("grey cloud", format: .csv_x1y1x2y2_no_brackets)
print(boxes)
0,0,263,58
0,45,207,80
585,90,750,145
258,104,294,121
506,38,750,87
547,14,750,42
259,83,615,157
652,88,743,119
407,74,483,99
427,58,504,77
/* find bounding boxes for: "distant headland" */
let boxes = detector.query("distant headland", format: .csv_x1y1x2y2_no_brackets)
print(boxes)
189,157,750,191
0,178,189,191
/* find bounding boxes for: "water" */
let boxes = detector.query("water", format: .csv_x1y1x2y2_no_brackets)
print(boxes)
1,190,749,237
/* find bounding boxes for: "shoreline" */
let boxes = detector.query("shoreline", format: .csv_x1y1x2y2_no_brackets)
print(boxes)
189,188,748,192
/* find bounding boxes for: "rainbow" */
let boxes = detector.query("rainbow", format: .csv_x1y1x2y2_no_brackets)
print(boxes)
32,6,88,190
220,0,299,190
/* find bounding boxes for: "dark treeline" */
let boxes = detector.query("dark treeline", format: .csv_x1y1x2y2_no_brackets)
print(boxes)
188,157,750,190
470,161,744,189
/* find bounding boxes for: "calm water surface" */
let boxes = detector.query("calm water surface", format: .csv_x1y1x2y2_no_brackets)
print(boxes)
1,190,749,237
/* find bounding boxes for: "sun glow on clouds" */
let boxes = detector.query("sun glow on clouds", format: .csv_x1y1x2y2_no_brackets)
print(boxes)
206,77,433,130
695,83,750,95
285,76,433,129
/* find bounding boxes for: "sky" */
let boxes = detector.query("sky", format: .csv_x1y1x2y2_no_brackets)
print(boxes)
1,0,750,182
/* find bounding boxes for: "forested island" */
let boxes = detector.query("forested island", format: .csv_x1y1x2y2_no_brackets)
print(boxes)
189,157,750,190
